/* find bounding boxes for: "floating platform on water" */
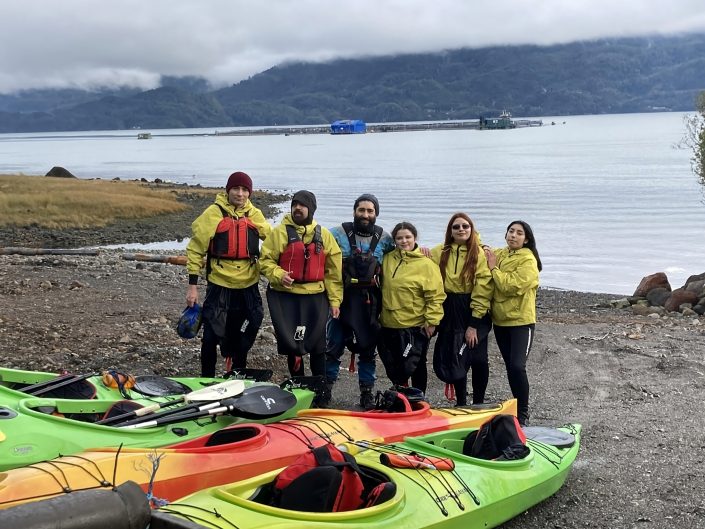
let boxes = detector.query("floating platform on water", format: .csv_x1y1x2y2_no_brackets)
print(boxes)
212,118,542,137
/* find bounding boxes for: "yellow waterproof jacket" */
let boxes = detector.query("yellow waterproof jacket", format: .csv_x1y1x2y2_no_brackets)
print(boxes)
186,193,271,289
490,247,539,326
380,247,446,329
259,214,343,307
430,242,493,320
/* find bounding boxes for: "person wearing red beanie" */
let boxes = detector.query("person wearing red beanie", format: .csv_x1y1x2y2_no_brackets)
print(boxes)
185,171,271,377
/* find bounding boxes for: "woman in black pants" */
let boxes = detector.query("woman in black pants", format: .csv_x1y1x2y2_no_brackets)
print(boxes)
484,220,541,426
430,213,493,406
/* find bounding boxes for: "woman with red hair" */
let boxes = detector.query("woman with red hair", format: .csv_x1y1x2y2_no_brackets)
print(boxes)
430,213,493,406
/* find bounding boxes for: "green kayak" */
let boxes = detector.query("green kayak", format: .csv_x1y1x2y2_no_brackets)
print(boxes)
0,366,273,404
151,423,581,529
0,368,314,471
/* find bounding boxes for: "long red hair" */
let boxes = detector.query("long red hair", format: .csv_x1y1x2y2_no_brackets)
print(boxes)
438,212,479,288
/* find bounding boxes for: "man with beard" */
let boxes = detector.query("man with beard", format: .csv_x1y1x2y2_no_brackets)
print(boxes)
322,194,394,409
259,190,343,382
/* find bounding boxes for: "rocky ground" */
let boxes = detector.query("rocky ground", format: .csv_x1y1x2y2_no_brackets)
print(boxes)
0,196,704,528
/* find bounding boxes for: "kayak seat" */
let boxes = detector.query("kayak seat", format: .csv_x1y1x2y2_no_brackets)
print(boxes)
439,439,465,454
204,425,261,447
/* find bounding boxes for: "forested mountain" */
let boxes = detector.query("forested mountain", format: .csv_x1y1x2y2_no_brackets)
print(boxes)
2,33,705,133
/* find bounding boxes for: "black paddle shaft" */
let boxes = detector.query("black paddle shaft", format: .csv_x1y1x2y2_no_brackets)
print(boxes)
23,373,95,396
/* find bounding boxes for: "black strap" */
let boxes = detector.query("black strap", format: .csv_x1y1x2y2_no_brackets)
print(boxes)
342,222,382,256
286,224,323,254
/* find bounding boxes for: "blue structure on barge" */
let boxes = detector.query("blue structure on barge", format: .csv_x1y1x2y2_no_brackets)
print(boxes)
330,119,366,134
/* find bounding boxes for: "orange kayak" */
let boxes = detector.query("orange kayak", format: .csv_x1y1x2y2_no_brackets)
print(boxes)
0,399,516,509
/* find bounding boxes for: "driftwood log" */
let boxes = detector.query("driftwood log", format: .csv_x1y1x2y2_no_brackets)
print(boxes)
122,253,188,266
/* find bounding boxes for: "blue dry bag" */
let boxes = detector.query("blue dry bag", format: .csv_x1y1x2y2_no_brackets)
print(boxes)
176,303,202,339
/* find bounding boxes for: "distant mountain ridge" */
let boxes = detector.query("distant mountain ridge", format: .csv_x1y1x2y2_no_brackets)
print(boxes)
2,33,705,133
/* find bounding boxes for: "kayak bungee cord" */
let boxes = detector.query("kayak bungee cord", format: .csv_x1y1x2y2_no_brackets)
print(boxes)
526,424,579,469
353,440,479,504
159,503,239,529
0,450,119,506
343,440,479,516
280,415,356,443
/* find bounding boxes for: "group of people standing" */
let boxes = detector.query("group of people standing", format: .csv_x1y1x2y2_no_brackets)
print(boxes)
185,171,541,426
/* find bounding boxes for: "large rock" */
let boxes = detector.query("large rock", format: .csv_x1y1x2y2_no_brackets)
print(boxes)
633,272,671,297
684,278,705,297
646,287,671,307
45,166,77,178
685,272,705,284
664,288,699,312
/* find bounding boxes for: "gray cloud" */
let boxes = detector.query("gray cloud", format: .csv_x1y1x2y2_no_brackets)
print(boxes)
1,0,704,93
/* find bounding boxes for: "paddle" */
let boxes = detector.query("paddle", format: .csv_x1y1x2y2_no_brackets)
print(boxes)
120,385,298,429
97,378,246,426
22,373,95,397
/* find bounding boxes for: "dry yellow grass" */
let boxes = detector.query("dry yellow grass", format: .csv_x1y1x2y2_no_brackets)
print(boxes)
0,174,192,228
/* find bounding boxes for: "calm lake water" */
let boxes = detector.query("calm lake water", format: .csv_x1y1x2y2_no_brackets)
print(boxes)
1,112,704,295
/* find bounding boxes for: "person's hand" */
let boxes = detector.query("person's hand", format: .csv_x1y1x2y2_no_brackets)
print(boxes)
281,272,294,288
186,284,198,307
424,324,435,338
330,306,340,319
465,326,478,348
420,246,432,258
484,247,497,270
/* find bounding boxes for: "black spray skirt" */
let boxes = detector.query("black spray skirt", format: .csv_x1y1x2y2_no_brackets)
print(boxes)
432,293,492,383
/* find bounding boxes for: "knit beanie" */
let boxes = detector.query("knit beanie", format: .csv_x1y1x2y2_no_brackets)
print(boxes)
291,190,317,216
354,193,379,216
226,171,253,195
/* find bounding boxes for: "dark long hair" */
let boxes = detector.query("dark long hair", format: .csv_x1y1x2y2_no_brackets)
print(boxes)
439,212,479,287
507,220,542,272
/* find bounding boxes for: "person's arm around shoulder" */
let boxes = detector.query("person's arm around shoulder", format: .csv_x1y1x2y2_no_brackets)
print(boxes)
322,228,343,318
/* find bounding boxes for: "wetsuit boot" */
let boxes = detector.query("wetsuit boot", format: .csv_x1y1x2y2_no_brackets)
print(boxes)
316,382,334,408
359,384,375,410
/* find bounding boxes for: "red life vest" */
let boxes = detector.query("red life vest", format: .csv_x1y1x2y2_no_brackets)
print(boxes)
208,204,261,263
279,224,327,282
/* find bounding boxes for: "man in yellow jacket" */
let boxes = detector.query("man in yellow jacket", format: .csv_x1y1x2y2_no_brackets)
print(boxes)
260,190,343,380
186,171,271,377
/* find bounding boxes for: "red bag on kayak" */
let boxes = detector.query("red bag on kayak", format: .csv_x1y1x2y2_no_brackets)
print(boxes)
271,444,365,512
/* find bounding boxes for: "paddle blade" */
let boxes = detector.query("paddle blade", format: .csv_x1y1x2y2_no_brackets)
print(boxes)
132,376,192,396
186,379,246,402
231,385,297,419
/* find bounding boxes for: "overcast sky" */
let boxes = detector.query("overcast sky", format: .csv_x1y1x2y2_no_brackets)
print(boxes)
2,1,705,94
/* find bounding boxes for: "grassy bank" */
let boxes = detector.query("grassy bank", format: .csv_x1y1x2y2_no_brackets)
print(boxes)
0,174,197,228
0,174,289,249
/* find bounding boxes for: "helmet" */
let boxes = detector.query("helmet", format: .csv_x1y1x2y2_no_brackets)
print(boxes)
176,303,202,339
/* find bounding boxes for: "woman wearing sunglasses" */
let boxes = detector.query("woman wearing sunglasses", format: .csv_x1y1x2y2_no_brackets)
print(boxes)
484,220,542,426
377,222,446,394
430,213,493,406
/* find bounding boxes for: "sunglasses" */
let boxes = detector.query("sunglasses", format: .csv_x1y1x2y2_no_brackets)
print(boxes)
452,223,471,230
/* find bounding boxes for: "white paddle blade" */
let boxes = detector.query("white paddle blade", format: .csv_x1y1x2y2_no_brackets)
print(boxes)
186,379,246,402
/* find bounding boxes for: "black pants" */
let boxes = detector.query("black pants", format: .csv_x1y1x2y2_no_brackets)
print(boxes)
200,282,264,377
493,324,535,424
378,327,430,393
267,287,329,377
433,293,491,405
